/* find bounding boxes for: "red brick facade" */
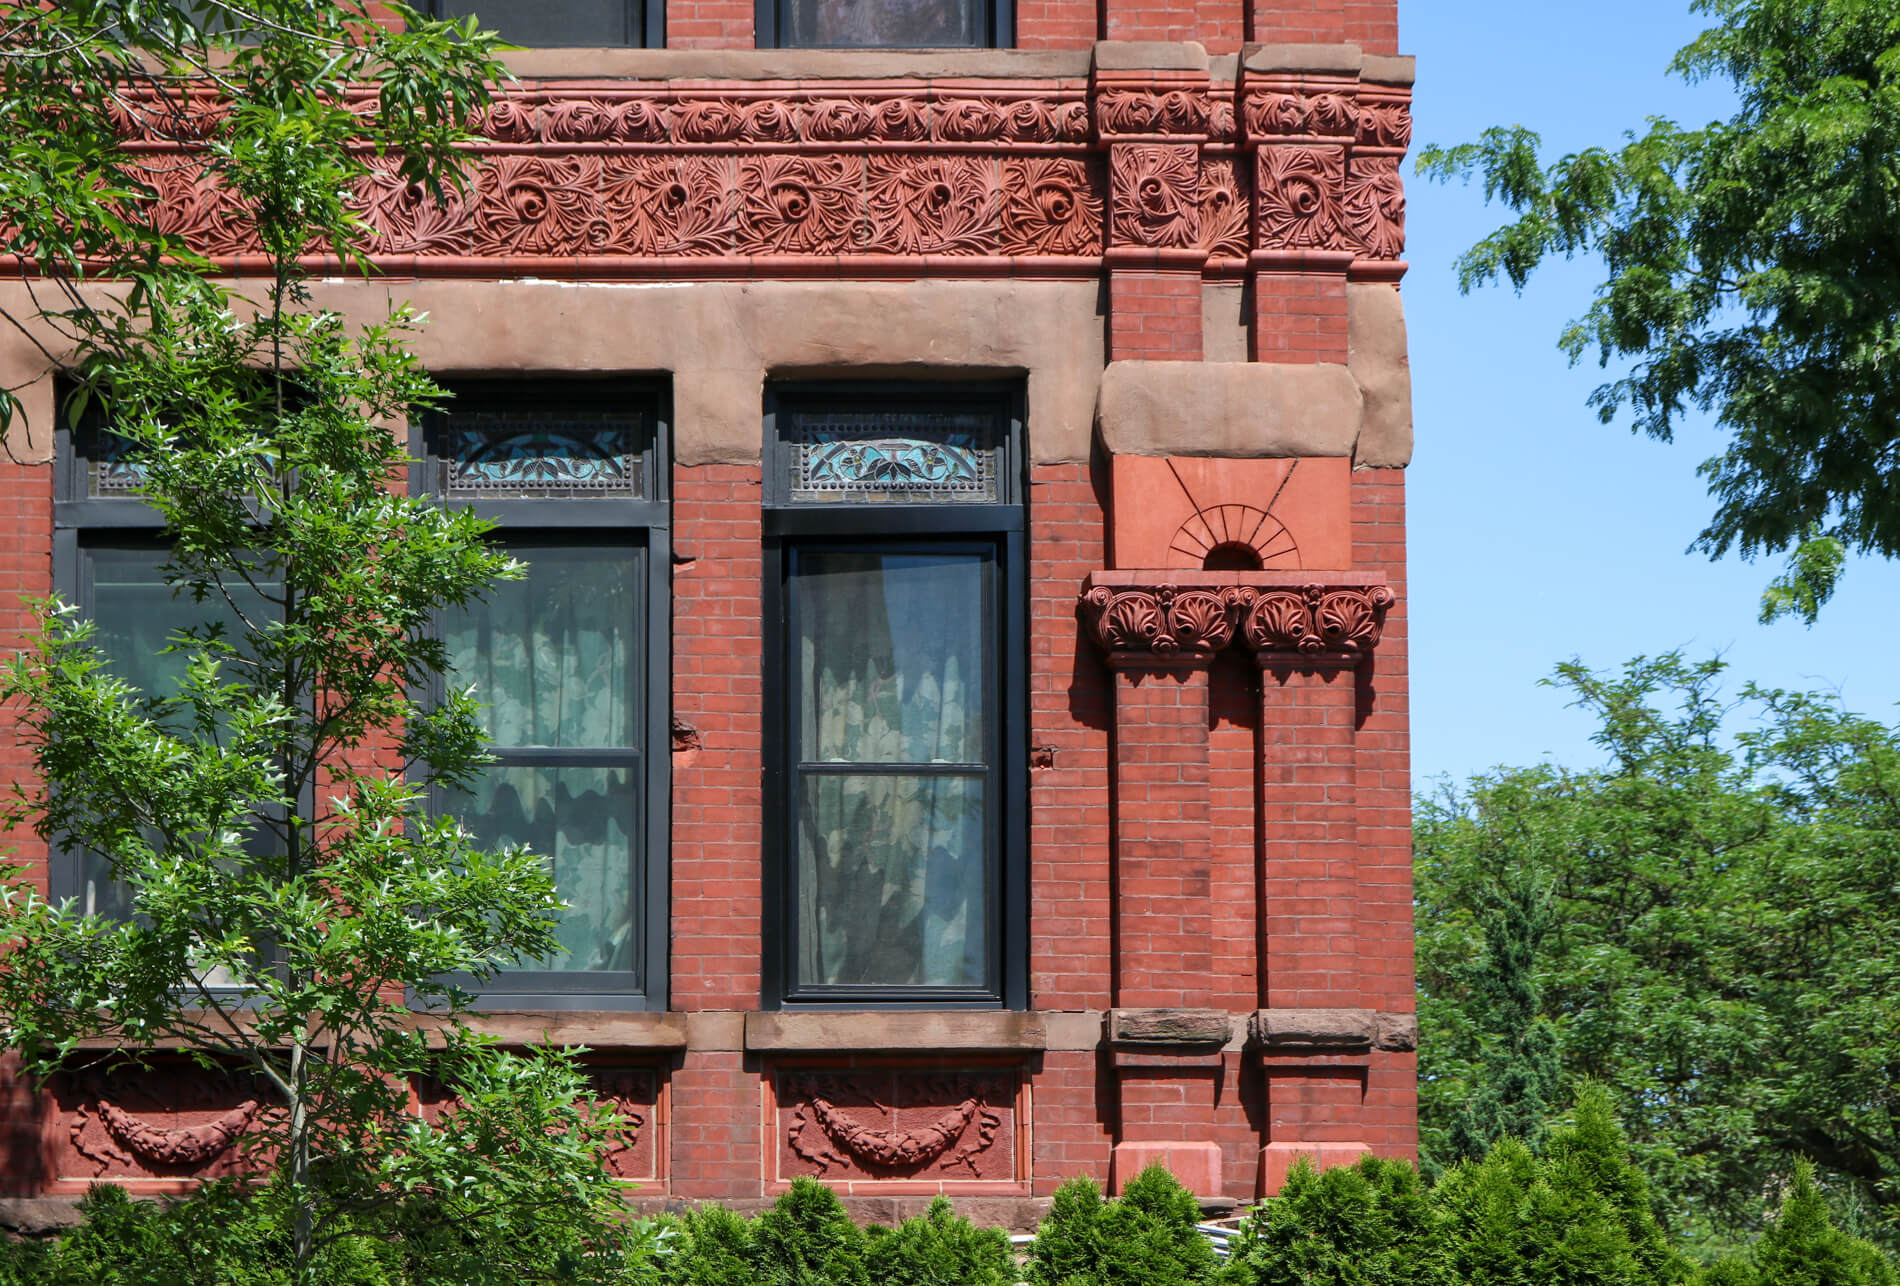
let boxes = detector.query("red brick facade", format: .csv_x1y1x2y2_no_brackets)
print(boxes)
0,1,1413,1228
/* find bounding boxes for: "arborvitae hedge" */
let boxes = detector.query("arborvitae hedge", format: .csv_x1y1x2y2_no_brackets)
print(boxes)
8,1103,1898,1286
1219,1154,1434,1286
1028,1165,1216,1286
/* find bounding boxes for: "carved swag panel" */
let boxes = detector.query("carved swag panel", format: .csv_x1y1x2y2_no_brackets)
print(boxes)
416,1063,660,1182
48,1061,268,1190
772,1066,1021,1188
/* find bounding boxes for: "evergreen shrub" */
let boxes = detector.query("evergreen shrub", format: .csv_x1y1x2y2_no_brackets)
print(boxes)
1218,1154,1435,1286
1027,1164,1216,1286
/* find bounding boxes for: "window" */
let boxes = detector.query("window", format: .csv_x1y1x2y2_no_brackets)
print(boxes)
762,385,1027,1009
424,0,660,48
420,382,670,1010
755,0,1009,48
52,418,284,992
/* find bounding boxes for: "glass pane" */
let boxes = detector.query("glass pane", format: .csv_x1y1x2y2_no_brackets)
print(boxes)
439,408,645,498
450,763,637,975
782,0,985,47
90,547,276,706
796,773,987,988
785,408,1001,504
797,551,989,764
81,547,282,957
434,0,634,46
446,546,639,749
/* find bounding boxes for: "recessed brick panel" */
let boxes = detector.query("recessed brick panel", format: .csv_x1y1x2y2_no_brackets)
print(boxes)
767,1061,1028,1194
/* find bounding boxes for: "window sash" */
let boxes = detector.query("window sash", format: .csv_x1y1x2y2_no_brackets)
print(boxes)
761,383,1027,1012
418,381,669,1010
755,0,1010,47
424,0,657,48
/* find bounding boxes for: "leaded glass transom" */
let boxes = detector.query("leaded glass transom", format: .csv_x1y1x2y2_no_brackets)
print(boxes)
783,409,1000,505
436,409,644,498
89,430,146,497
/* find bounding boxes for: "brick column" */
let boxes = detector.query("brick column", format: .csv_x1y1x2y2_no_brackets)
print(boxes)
1094,59,1212,360
1237,52,1415,364
1240,580,1398,1193
1079,577,1244,1197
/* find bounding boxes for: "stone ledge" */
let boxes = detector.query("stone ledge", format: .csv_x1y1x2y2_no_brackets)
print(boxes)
745,1010,1047,1052
0,1197,84,1236
1105,1007,1233,1047
1247,1008,1417,1052
454,1010,690,1049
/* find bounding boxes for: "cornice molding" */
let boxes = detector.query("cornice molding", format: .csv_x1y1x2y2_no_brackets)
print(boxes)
67,78,1409,280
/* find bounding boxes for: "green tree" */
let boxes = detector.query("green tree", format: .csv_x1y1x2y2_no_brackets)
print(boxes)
0,4,650,1282
1433,1085,1692,1286
1697,1162,1899,1286
1418,0,1900,621
1416,654,1900,1250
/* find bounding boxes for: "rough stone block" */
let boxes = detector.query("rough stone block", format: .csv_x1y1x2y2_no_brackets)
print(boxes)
1107,1007,1234,1047
1248,1007,1376,1050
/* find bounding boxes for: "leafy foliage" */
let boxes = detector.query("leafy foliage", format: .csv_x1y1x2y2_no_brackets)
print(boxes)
1417,0,1900,617
1416,654,1900,1249
1027,1166,1216,1286
0,3,651,1282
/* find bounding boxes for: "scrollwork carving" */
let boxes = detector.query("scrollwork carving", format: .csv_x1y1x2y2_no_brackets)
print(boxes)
1254,145,1345,251
1110,143,1200,249
1198,156,1250,259
1077,585,1249,661
1081,581,1393,666
1355,101,1412,150
1095,90,1207,137
1342,154,1405,259
1242,584,1394,662
1001,157,1104,256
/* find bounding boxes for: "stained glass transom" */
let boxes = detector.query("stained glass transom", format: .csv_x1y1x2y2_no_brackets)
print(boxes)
88,431,147,497
439,409,643,498
785,410,1000,505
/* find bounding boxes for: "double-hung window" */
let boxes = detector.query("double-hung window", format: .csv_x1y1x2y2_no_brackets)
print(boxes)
762,384,1027,1009
421,0,661,48
419,382,669,1010
52,416,282,984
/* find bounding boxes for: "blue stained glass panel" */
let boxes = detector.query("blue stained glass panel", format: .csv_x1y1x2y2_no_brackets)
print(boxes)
442,410,642,497
787,410,999,504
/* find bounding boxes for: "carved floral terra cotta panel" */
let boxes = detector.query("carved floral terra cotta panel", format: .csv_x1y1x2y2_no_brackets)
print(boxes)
417,1063,661,1183
47,1061,269,1192
77,81,1412,276
770,1064,1025,1193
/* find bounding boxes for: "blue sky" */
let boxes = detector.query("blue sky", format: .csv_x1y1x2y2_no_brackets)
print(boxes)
1402,1,1900,787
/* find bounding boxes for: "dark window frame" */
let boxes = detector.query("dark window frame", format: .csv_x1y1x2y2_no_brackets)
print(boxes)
753,0,1011,49
760,381,1028,1011
415,379,672,1013
52,418,292,997
422,0,662,49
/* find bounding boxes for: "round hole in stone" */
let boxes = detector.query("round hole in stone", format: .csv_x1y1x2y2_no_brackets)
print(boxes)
1202,541,1263,572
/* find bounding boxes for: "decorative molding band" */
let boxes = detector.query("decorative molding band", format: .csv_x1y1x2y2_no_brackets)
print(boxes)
1078,574,1395,668
78,79,1408,279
